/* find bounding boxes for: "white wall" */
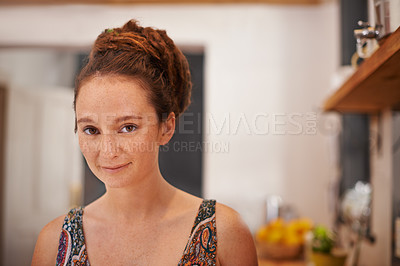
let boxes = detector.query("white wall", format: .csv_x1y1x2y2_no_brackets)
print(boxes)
0,3,340,232
0,49,78,88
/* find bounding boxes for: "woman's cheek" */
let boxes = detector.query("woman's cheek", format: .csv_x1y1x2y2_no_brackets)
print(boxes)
122,132,157,154
79,135,100,158
119,136,134,153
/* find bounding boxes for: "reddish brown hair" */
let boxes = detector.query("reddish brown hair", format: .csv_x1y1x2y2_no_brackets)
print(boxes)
74,19,192,129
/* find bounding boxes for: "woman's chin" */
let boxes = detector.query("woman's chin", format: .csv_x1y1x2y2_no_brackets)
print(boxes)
99,175,136,189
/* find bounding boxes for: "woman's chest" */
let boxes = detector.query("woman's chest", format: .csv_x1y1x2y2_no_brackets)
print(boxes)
83,219,192,265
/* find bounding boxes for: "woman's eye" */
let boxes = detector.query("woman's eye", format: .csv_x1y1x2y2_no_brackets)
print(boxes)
120,125,136,133
83,127,99,135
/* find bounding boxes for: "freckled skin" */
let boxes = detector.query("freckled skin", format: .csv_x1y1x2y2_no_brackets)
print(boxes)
76,75,163,189
31,74,258,266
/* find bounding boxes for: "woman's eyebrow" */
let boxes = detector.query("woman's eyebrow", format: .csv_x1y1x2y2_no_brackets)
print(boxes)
77,117,95,124
77,115,143,124
114,115,143,123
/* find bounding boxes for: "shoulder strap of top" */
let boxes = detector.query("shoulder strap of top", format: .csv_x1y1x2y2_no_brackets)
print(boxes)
179,199,217,265
56,207,89,266
190,199,216,235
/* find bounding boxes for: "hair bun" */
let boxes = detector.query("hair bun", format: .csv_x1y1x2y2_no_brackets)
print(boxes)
75,19,192,121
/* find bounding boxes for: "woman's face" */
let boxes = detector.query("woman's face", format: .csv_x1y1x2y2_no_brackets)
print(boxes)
75,75,172,189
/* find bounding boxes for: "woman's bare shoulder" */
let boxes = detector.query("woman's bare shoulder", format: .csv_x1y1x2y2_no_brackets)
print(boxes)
31,215,65,266
216,203,258,266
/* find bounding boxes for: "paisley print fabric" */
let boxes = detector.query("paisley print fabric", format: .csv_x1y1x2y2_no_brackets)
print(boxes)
56,207,89,266
179,199,217,266
56,199,217,266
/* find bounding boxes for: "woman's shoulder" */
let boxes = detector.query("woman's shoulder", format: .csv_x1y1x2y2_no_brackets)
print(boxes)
215,202,248,230
32,207,84,265
31,214,66,265
215,202,259,266
36,214,66,247
215,202,251,237
215,202,238,219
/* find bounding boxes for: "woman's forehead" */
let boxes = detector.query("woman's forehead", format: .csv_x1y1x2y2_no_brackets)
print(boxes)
76,75,155,116
78,75,147,100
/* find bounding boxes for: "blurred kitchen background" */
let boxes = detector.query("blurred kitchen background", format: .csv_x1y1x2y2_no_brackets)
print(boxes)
0,0,399,265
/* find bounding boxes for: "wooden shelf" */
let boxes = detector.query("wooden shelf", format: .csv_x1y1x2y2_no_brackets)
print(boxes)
324,26,400,113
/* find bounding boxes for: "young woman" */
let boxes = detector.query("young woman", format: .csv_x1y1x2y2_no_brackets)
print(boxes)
32,19,258,266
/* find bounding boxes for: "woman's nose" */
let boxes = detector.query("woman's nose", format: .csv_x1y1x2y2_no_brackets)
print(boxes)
100,134,119,158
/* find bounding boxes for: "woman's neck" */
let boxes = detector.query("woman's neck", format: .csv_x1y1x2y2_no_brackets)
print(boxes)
94,168,177,224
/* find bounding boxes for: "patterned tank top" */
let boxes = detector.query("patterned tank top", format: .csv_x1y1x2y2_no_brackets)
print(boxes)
56,199,217,266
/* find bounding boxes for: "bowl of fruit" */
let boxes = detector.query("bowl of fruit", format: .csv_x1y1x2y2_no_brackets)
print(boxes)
255,217,313,259
310,225,347,266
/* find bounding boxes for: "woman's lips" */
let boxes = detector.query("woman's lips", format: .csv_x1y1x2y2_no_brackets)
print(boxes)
101,162,131,174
